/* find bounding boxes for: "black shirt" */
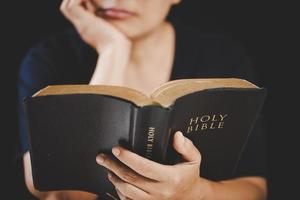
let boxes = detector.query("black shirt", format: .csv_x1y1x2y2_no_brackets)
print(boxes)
18,22,267,178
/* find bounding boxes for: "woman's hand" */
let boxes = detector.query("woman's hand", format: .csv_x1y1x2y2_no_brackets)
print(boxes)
60,0,132,85
60,0,130,52
96,131,206,200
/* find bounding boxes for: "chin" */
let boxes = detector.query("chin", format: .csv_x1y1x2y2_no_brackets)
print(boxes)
108,21,152,40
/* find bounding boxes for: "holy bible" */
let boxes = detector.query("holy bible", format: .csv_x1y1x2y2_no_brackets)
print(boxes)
24,78,266,196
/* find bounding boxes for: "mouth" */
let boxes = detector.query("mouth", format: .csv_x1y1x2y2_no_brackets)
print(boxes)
96,7,136,20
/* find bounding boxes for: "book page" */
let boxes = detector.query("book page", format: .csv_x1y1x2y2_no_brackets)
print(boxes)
34,85,156,107
151,78,258,107
33,79,258,108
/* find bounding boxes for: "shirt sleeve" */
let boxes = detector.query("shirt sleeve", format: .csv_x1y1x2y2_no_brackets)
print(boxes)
17,29,96,156
18,44,62,154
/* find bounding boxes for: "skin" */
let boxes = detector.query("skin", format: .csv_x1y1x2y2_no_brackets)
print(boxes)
23,0,268,199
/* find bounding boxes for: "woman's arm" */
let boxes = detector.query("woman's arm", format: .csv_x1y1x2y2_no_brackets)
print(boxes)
189,176,267,200
22,0,131,199
96,131,267,200
60,0,132,86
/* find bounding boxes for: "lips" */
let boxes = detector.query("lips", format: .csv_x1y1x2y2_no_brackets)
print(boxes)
96,8,135,20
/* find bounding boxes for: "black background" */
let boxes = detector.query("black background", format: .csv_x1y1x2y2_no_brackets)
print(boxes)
1,0,298,199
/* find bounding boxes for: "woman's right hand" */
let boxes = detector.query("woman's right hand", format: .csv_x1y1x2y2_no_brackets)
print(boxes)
60,0,131,53
60,0,132,85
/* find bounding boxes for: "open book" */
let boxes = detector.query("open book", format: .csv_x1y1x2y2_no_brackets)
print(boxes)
24,78,266,195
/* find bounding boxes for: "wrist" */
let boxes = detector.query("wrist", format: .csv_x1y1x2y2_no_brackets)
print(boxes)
90,42,131,85
95,35,131,54
187,178,215,200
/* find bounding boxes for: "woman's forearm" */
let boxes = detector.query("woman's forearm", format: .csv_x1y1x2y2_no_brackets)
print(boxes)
27,187,98,200
89,42,131,86
190,176,267,200
29,191,63,200
29,191,97,200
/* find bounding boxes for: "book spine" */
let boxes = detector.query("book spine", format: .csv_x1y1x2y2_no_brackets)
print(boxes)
131,106,172,164
129,105,138,151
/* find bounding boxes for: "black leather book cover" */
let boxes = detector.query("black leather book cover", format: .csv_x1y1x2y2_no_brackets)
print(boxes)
25,94,134,196
166,88,266,180
24,87,266,195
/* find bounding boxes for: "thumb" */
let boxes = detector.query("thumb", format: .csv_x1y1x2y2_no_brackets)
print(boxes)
173,131,201,163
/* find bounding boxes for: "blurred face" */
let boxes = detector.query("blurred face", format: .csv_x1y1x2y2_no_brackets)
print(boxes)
93,0,181,39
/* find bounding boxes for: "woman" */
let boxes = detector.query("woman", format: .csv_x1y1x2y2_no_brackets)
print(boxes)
18,0,267,199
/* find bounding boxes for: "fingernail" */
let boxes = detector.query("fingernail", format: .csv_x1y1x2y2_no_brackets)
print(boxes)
108,172,112,179
177,131,183,137
96,154,105,164
112,147,120,157
176,131,185,145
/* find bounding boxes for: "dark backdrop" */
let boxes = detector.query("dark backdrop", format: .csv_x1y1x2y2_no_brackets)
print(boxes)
1,1,297,199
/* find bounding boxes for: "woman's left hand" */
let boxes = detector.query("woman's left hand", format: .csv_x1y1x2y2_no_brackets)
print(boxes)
96,131,205,200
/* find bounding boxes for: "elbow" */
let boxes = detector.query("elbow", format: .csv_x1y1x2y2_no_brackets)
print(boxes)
257,178,268,200
24,173,47,199
242,176,268,200
23,152,60,200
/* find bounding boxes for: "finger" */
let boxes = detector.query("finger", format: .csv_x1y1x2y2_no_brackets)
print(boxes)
85,0,97,13
60,0,79,17
66,0,88,10
110,146,171,181
67,0,90,18
63,0,93,23
60,0,71,12
116,188,127,200
96,154,156,192
61,0,100,38
173,131,201,163
108,172,151,200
